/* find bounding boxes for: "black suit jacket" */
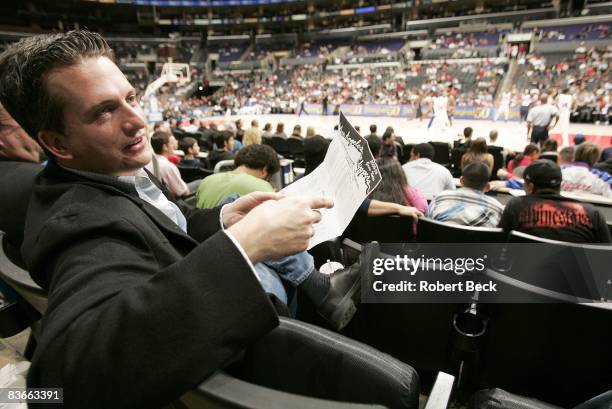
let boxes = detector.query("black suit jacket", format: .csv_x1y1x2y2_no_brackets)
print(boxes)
23,161,278,409
0,160,42,251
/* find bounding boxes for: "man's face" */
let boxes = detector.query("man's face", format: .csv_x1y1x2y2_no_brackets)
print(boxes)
168,135,178,151
191,142,200,156
41,56,150,176
225,136,235,151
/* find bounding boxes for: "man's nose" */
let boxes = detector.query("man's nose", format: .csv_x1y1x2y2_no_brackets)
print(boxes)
122,104,146,136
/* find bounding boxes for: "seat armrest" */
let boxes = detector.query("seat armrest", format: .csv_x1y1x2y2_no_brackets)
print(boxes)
184,371,387,409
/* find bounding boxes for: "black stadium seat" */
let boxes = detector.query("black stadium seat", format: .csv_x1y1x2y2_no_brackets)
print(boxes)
196,317,422,409
469,388,612,409
178,166,213,183
401,143,414,165
417,217,506,243
451,148,465,177
343,213,415,243
475,287,612,406
487,146,504,181
429,142,451,167
270,136,289,156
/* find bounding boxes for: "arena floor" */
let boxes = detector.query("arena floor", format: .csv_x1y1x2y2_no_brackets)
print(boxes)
208,114,612,153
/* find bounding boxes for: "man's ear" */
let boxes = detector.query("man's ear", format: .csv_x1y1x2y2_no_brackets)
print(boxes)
484,182,491,192
524,181,534,194
37,130,72,160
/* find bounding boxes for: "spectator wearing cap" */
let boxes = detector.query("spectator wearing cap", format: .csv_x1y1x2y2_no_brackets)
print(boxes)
428,162,504,227
527,94,559,145
403,143,455,201
561,142,612,198
572,134,586,147
499,160,611,243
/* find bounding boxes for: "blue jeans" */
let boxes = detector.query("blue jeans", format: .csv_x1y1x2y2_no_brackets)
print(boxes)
221,194,315,304
255,251,314,304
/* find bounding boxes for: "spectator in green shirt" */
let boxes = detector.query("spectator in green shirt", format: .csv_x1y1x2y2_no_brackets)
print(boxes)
197,144,280,209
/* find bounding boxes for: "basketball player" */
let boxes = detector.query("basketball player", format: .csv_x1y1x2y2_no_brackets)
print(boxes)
427,90,451,137
447,86,457,126
520,91,532,123
557,88,574,146
495,90,512,122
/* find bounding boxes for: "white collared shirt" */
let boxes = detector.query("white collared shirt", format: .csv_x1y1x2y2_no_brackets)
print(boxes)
118,170,188,232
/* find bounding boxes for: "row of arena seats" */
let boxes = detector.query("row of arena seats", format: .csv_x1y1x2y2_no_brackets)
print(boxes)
342,213,612,244
306,236,612,408
2,230,610,408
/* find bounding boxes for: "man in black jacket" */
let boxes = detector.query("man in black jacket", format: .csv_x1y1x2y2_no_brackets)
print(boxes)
0,30,341,408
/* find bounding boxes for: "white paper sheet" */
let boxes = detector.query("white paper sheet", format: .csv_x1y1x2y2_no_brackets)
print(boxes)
281,112,381,248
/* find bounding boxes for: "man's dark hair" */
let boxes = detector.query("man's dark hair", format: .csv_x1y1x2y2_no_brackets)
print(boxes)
462,162,491,191
366,135,381,158
234,144,280,175
214,131,233,149
412,143,434,160
541,138,558,153
370,124,377,134
151,131,171,155
179,136,197,154
0,30,114,139
463,127,473,138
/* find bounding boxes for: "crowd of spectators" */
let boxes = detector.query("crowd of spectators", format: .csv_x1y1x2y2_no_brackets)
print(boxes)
513,47,611,124
198,59,507,115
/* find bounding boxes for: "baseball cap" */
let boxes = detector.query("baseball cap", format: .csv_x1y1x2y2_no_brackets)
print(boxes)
523,160,562,189
574,134,586,145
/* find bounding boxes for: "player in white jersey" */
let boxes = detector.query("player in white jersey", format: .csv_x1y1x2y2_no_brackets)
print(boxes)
427,91,452,140
520,91,532,123
495,91,512,121
557,88,573,146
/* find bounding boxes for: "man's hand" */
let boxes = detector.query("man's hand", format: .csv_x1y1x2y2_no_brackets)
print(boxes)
227,196,333,264
222,191,284,228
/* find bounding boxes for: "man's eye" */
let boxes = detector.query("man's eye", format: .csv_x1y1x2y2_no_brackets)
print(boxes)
127,95,137,104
